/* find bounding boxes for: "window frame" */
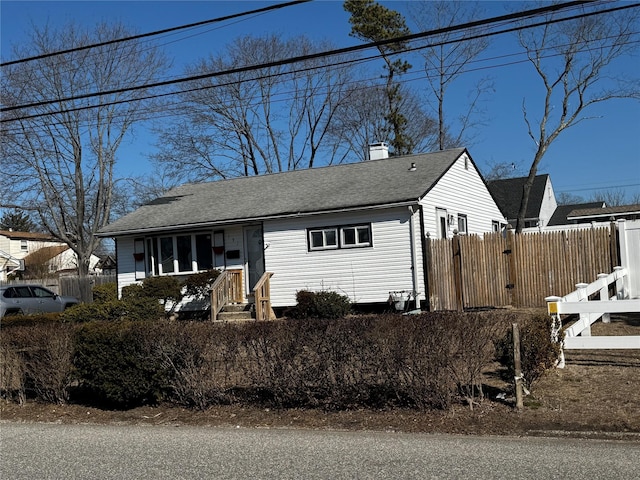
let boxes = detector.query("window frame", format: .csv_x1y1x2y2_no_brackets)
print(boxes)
146,232,213,276
457,214,468,234
307,223,372,251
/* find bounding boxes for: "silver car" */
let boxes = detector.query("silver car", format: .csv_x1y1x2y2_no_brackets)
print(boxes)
0,284,79,318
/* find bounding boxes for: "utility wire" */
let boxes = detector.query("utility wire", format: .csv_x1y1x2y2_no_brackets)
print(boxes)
3,1,637,126
0,0,312,67
1,0,604,115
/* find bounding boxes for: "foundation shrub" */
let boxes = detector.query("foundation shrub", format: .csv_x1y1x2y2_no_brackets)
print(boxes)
92,282,118,303
495,311,561,391
183,269,221,299
290,290,351,319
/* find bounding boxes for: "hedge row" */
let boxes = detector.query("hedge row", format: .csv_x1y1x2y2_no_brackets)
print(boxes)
0,310,559,411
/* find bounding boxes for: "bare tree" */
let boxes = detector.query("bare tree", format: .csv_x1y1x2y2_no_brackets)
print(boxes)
514,3,639,232
556,191,585,205
409,0,494,150
1,22,168,293
151,34,354,183
590,189,634,207
328,81,441,161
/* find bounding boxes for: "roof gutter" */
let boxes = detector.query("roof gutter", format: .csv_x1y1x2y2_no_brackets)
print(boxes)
97,200,420,237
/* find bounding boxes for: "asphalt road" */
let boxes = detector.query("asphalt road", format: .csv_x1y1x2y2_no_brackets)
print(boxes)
1,423,638,479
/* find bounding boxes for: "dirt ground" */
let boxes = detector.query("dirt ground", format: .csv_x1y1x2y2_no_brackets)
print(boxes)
2,315,639,440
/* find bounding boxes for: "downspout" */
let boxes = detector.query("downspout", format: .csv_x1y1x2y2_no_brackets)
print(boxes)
418,205,430,311
408,206,420,310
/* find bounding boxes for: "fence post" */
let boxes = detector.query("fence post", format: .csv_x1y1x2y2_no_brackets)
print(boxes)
424,233,433,311
505,226,517,307
452,232,463,311
597,273,610,323
576,282,591,336
512,323,524,410
609,221,619,270
613,266,626,299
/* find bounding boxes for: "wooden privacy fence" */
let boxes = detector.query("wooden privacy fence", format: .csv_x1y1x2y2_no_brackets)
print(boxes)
427,226,617,311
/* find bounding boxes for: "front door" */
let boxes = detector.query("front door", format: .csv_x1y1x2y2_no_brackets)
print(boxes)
244,225,265,293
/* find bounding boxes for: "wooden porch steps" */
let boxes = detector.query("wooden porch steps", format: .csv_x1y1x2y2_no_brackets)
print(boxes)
215,303,254,322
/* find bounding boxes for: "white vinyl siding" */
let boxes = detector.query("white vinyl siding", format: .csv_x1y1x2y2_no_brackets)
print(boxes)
265,208,419,307
421,153,505,238
116,236,137,297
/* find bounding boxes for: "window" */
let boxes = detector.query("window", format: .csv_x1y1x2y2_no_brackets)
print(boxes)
20,240,28,251
457,214,468,234
148,233,213,275
309,228,338,250
308,224,372,251
342,225,371,247
492,221,501,232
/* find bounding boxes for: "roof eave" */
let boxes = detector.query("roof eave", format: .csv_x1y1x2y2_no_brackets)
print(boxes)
97,199,420,237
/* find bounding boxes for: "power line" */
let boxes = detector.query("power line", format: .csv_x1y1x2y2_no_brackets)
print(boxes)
2,0,603,116
0,0,312,67
2,20,638,133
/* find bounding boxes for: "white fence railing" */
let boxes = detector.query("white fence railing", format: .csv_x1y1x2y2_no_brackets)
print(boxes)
546,267,640,361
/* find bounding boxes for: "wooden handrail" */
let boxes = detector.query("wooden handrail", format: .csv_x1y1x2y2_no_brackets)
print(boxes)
210,269,243,321
253,272,274,321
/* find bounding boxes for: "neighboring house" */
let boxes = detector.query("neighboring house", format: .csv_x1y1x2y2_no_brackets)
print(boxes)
95,255,117,275
22,245,102,277
547,202,606,227
487,174,558,229
0,230,66,281
98,146,506,309
566,204,640,224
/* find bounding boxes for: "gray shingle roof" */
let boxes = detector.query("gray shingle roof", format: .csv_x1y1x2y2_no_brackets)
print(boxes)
548,202,604,226
567,204,640,219
99,148,467,236
486,174,549,220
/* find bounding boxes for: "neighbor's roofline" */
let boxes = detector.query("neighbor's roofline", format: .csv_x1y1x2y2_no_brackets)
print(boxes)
97,200,419,237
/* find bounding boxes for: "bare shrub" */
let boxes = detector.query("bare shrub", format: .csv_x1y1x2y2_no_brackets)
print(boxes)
157,322,241,410
495,311,561,391
2,323,74,404
441,312,506,409
0,337,26,404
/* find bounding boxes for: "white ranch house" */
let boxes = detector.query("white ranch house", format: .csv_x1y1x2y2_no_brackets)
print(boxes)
98,146,506,314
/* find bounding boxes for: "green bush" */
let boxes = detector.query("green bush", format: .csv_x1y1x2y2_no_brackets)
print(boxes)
183,269,221,299
92,282,118,303
290,290,351,319
495,312,561,391
73,320,169,409
60,301,126,323
139,276,183,305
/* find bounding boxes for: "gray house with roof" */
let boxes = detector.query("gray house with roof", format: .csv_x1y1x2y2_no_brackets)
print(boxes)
99,146,505,312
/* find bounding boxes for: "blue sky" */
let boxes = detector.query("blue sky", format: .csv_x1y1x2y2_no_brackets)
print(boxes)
2,0,639,203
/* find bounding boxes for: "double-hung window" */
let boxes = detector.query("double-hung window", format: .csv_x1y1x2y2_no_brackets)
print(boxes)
308,224,372,251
